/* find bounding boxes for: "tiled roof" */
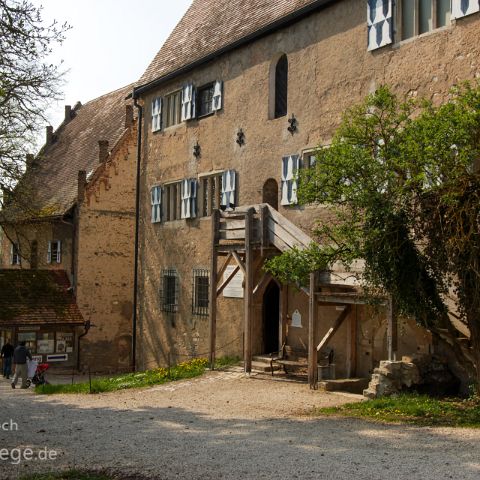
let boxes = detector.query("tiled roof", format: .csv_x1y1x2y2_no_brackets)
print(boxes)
137,0,334,89
0,270,84,326
12,84,134,219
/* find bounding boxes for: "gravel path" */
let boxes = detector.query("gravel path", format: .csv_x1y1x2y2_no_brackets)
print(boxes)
0,367,479,479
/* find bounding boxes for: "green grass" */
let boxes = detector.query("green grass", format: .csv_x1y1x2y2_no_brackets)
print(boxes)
314,393,480,427
20,471,113,480
36,356,239,395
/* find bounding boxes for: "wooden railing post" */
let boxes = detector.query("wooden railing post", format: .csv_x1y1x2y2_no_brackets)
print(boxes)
308,272,318,389
244,207,254,374
209,209,220,369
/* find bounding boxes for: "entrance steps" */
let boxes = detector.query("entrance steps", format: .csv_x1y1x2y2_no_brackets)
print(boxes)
318,378,369,394
251,355,281,373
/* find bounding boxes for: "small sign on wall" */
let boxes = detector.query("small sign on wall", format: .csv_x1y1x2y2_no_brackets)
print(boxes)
223,265,244,298
291,309,302,328
47,354,68,362
32,355,43,363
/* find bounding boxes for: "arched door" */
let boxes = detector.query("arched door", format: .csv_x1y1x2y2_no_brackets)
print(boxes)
262,281,280,354
262,178,279,210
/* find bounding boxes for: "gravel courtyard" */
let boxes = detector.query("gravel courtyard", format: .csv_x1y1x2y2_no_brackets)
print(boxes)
1,367,480,480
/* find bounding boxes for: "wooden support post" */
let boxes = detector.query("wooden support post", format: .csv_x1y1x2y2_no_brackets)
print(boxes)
316,305,351,352
244,207,254,374
259,204,268,256
209,209,220,370
214,175,221,210
308,272,318,389
207,178,213,216
387,296,397,361
347,305,358,378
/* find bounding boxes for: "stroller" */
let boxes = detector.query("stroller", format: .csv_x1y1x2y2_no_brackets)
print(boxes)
26,360,49,387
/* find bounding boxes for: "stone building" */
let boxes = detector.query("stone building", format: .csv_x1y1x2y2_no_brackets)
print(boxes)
132,0,479,386
1,85,137,372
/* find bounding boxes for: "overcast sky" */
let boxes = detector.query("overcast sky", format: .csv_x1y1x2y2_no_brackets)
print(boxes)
37,0,192,129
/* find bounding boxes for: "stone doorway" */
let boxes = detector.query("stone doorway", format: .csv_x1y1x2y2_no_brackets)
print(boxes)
262,178,278,210
262,281,280,354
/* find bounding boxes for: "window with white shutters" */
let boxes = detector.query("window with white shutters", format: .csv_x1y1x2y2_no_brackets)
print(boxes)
181,83,195,121
367,0,393,51
281,155,300,206
212,80,223,112
151,97,162,132
47,240,61,264
220,170,236,211
164,90,182,128
151,186,162,223
181,179,197,219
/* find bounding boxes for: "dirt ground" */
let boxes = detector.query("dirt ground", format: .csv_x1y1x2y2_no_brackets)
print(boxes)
1,366,480,479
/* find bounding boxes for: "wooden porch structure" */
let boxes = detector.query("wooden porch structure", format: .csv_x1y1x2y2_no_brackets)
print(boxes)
208,204,396,389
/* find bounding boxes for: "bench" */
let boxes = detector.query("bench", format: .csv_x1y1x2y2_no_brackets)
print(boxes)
270,345,334,377
270,344,308,376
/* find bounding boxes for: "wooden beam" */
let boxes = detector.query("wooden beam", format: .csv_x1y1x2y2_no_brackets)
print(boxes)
244,207,254,374
232,251,246,275
253,271,272,296
316,305,351,352
216,264,240,296
316,294,387,306
346,305,358,378
260,204,268,256
280,284,288,348
217,252,233,281
308,272,319,389
209,209,220,369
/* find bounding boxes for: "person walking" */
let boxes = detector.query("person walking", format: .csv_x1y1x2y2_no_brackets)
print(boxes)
1,340,14,379
11,341,32,389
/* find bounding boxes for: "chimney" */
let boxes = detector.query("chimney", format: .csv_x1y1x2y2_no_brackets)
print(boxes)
26,154,34,169
78,170,87,203
125,104,134,129
98,140,109,163
46,126,53,146
65,105,72,122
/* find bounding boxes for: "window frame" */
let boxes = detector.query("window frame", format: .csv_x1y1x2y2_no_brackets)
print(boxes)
192,269,209,316
163,89,182,129
274,54,288,119
48,240,61,264
196,83,215,118
11,243,21,266
161,269,179,313
396,0,452,42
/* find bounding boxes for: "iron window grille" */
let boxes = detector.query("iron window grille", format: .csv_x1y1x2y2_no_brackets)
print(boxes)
161,269,179,313
192,269,209,316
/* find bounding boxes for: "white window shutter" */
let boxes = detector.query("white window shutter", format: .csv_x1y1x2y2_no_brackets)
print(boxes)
281,155,299,206
212,81,223,112
47,241,52,264
291,155,300,205
181,84,195,121
181,179,197,219
220,170,236,210
452,0,480,18
56,241,62,263
10,244,13,265
151,186,162,223
151,97,162,132
367,0,393,51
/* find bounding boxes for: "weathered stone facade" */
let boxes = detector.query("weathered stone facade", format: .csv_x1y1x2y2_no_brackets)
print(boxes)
135,0,479,378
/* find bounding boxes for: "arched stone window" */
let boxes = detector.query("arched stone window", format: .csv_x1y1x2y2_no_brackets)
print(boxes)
274,55,288,118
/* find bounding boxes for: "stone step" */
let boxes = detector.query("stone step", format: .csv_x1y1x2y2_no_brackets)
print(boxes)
251,361,281,373
252,355,273,364
318,378,370,394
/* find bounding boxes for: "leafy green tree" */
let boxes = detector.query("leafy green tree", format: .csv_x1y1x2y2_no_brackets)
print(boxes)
0,0,69,211
266,84,480,391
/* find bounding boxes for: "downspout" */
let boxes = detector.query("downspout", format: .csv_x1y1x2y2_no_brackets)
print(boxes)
132,96,143,372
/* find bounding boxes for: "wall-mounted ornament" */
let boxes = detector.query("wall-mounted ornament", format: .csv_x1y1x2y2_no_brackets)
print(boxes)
193,141,201,159
236,128,245,146
287,114,298,135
